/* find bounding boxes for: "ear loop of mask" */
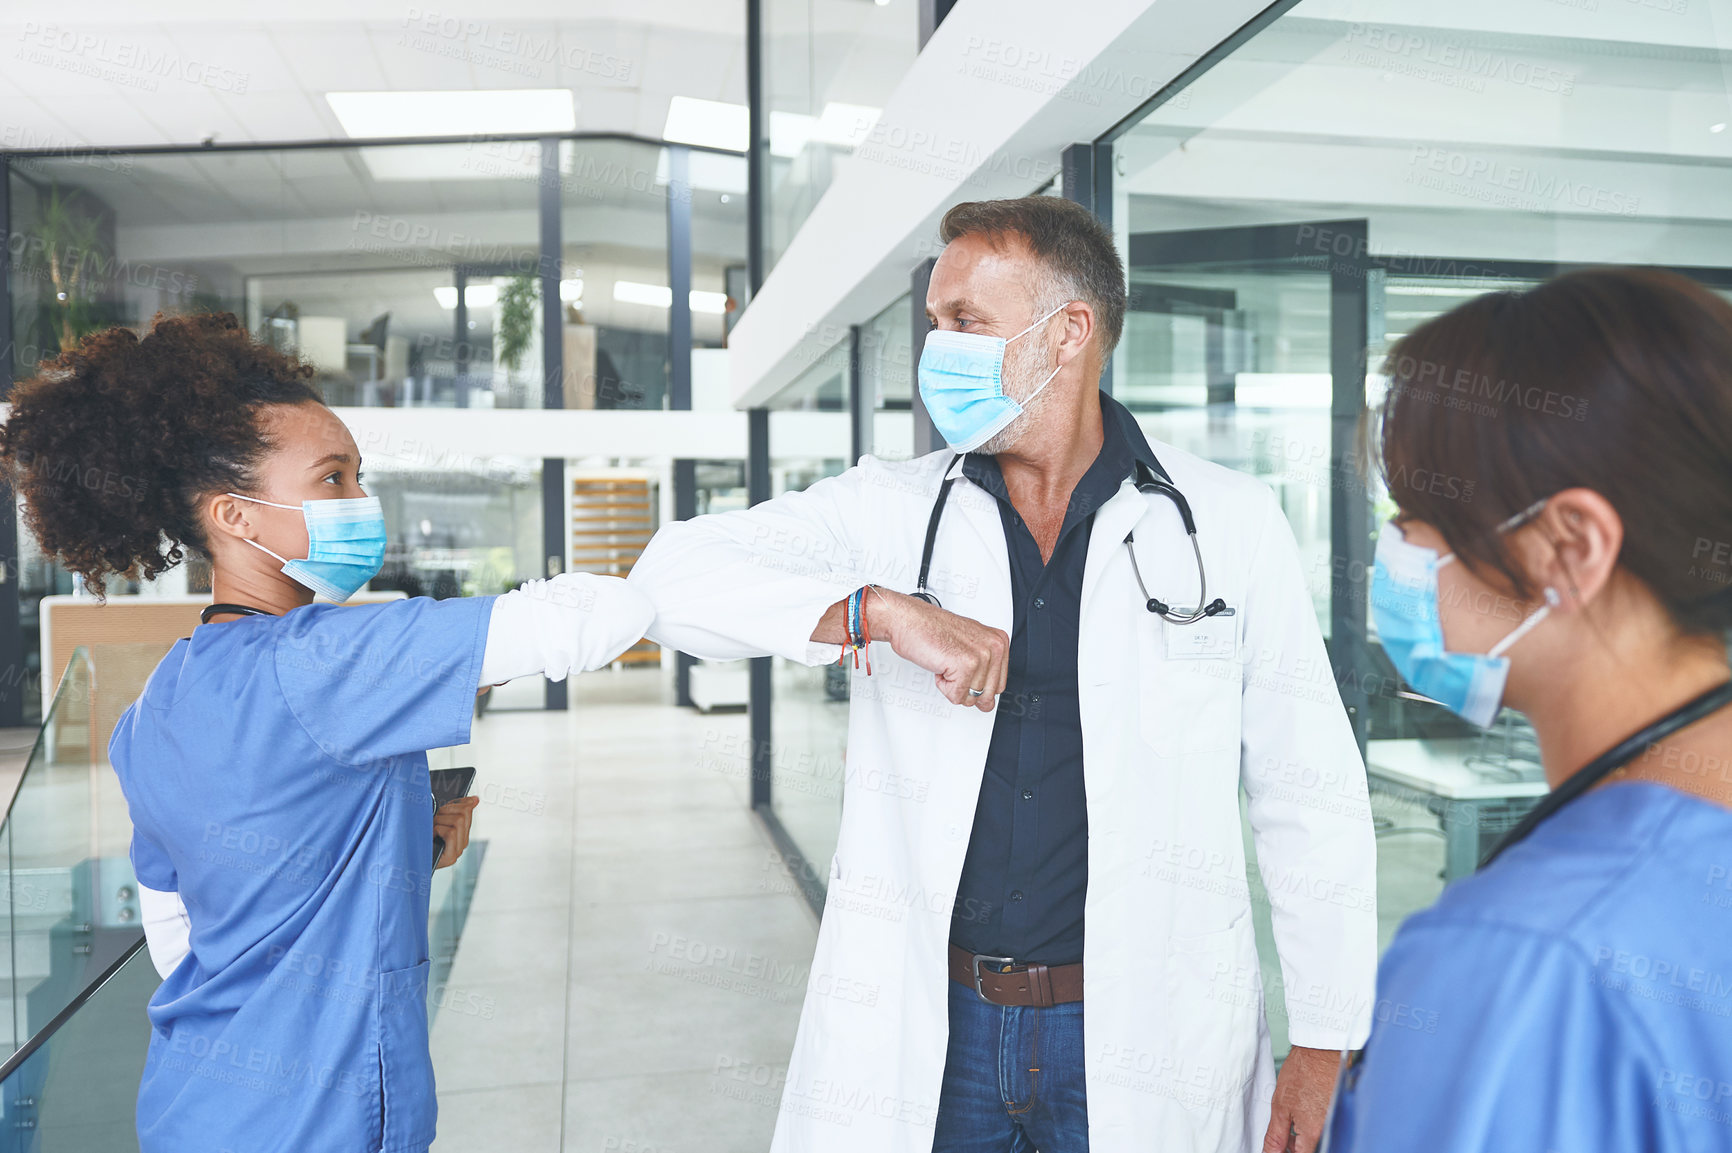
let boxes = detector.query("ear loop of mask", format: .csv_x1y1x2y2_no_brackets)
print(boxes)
1006,303,1069,408
1488,585,1563,657
226,492,300,566
1432,553,1563,660
1006,302,1068,345
1478,495,1562,658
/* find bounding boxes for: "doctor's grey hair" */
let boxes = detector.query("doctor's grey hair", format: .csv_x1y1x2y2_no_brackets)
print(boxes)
939,197,1126,359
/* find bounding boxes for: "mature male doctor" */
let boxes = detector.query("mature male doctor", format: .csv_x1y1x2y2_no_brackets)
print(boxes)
629,197,1376,1153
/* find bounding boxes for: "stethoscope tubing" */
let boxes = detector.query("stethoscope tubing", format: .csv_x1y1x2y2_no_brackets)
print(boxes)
912,456,1226,623
1478,676,1732,869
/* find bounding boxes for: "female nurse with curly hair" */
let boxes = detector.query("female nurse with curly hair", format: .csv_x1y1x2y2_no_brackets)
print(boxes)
1327,268,1732,1151
0,313,652,1153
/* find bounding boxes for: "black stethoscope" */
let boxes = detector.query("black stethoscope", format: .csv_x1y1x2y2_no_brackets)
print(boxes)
1478,676,1732,868
911,456,1230,623
200,603,277,624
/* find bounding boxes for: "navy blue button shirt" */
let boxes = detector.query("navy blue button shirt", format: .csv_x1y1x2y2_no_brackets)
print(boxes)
949,393,1163,966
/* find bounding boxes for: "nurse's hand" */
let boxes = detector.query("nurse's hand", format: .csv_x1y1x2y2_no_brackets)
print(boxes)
869,589,1009,712
434,796,480,869
1262,1044,1340,1153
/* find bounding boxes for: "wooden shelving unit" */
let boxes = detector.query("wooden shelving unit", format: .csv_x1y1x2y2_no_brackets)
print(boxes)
569,474,659,665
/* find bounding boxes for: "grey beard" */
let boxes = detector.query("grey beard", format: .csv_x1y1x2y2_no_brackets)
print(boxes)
975,337,1058,456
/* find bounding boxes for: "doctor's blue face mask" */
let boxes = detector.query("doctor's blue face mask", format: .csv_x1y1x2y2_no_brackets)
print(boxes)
228,493,388,602
917,303,1068,453
1370,499,1559,728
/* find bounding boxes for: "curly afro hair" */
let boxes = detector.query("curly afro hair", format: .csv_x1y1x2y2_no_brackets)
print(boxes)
0,312,324,588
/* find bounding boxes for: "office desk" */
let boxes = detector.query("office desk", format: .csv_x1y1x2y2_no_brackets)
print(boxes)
1367,738,1549,881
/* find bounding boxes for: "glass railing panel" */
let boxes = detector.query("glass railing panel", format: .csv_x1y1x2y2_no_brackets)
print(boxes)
0,819,14,1058
0,649,98,1058
0,640,172,1063
427,841,485,1021
0,637,492,1089
0,936,156,1153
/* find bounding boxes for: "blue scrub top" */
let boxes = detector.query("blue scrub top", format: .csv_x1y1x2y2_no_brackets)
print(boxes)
1329,781,1732,1153
111,596,493,1153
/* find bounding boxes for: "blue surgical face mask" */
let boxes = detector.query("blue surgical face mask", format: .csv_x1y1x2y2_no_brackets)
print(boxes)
1370,503,1559,727
918,303,1067,453
229,493,388,602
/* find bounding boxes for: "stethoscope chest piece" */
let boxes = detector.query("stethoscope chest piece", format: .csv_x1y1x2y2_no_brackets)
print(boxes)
1123,461,1229,624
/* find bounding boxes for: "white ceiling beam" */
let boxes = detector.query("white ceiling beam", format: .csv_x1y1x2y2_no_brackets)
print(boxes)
331,404,854,464
336,406,747,463
725,0,1271,408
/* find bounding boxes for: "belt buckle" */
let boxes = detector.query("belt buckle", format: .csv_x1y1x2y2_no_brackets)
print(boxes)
971,954,1017,1004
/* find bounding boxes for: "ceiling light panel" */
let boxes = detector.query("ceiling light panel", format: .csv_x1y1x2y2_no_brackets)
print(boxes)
328,90,576,139
662,96,747,152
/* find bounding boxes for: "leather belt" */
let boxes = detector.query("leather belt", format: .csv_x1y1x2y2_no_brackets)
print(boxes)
948,942,1083,1007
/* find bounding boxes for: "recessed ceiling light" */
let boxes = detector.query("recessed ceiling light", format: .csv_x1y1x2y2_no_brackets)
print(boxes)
814,102,882,148
613,281,729,314
433,285,500,310
328,90,576,139
663,96,748,152
435,280,580,309
767,104,882,157
1387,284,1516,297
654,148,748,194
1713,122,1727,133
614,281,674,308
770,110,815,158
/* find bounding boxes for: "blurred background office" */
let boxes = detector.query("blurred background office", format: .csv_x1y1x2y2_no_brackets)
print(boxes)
2,0,1731,1149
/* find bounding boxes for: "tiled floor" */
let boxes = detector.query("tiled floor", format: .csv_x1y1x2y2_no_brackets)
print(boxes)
427,669,818,1153
421,667,1454,1152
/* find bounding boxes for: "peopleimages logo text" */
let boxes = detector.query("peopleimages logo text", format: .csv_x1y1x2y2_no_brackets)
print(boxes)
1407,146,1641,217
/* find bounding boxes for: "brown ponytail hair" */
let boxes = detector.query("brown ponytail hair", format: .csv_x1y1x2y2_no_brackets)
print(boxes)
1375,266,1732,637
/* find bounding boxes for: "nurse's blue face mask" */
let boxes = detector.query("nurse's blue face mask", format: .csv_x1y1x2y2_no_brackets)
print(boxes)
1370,499,1560,728
228,493,388,602
917,303,1068,453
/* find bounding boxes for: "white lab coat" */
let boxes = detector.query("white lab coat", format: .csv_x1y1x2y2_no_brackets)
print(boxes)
630,445,1376,1153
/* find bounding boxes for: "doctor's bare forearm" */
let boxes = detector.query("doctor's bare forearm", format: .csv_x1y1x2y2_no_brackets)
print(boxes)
810,597,852,645
809,586,910,645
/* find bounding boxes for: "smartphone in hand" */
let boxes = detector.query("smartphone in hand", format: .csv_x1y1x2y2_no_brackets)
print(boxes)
430,766,477,869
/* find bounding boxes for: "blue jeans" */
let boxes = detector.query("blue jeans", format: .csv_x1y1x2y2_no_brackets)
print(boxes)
932,975,1089,1152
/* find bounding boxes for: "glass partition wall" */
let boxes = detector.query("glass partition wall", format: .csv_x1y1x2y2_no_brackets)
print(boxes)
859,292,916,463
1105,0,1732,1060
765,337,852,898
9,143,542,406
760,0,918,274
751,290,930,899
2,135,746,723
7,138,744,408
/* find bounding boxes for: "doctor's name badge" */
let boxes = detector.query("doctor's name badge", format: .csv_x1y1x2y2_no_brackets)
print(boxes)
1163,613,1238,660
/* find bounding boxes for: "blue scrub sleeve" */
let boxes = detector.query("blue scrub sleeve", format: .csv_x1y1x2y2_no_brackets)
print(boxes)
1334,922,1666,1152
274,595,494,765
130,825,177,892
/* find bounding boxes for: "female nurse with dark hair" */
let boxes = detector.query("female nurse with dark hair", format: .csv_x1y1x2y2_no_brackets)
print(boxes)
0,313,652,1153
1327,267,1732,1151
